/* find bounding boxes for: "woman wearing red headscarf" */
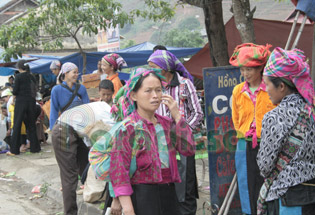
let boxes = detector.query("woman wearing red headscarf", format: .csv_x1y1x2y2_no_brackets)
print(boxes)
230,43,276,214
101,53,127,98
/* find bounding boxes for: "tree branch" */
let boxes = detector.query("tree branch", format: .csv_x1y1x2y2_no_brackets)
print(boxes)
73,25,83,37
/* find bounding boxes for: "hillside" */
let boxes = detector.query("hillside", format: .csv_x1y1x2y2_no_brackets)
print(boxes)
119,0,294,46
119,0,205,46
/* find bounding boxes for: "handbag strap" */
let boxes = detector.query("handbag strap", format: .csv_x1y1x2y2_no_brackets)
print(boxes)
257,108,309,214
60,83,81,113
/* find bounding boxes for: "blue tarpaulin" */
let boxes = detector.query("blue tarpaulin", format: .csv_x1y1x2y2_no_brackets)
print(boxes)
0,42,201,79
0,48,38,76
0,67,16,76
27,42,202,80
296,0,315,21
0,48,37,65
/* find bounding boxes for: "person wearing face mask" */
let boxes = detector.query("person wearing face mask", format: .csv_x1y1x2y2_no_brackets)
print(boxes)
101,53,127,98
230,43,276,214
50,62,90,215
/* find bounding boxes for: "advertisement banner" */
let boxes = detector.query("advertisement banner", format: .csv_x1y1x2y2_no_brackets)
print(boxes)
203,66,244,214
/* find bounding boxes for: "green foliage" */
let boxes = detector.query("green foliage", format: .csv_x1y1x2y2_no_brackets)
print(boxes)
0,0,176,62
178,16,200,30
121,40,136,49
162,29,205,47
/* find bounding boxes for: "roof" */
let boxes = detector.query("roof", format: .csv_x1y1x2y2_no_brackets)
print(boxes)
0,0,39,25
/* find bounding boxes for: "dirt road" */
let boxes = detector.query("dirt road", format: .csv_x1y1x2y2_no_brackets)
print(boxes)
0,170,63,215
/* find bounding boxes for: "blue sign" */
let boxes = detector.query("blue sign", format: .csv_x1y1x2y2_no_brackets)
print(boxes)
203,66,244,214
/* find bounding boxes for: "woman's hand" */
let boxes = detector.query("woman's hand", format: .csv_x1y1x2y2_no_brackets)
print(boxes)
110,198,122,215
118,196,135,215
162,94,181,123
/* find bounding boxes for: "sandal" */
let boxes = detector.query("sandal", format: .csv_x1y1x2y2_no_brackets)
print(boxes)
20,145,27,152
6,151,16,156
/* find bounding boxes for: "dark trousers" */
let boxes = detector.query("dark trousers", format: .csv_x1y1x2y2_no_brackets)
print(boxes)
52,124,89,215
246,141,264,215
267,199,315,215
177,155,198,215
267,178,315,215
10,100,40,154
131,183,180,215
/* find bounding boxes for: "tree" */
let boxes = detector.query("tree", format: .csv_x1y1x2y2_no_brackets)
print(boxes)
121,39,136,49
179,0,230,67
178,16,201,30
231,0,256,43
0,0,176,73
162,29,205,47
178,0,258,66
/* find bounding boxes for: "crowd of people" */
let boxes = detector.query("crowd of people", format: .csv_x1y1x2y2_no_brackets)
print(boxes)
0,43,314,215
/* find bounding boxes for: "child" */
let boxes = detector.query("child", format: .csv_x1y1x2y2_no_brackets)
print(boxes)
35,93,47,144
230,43,276,214
99,79,114,106
8,100,28,152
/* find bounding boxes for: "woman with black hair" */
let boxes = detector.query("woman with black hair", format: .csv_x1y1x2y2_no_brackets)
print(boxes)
50,62,89,215
7,60,40,155
101,53,127,97
257,47,315,215
90,68,196,215
148,50,203,215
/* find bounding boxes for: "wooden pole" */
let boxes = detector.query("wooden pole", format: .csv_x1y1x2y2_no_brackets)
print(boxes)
285,11,300,50
291,15,308,49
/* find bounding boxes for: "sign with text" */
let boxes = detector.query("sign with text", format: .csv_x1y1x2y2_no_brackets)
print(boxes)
203,66,244,214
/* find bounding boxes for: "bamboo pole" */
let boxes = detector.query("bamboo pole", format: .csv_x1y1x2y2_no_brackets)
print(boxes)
218,173,237,215
223,181,238,215
285,11,300,50
291,15,308,49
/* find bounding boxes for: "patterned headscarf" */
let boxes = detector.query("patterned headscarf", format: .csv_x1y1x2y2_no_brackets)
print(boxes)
230,43,272,67
264,47,315,120
60,62,78,74
111,68,165,121
50,60,61,70
148,50,194,82
103,53,127,71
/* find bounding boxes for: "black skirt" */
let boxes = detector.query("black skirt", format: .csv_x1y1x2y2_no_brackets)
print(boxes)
131,183,180,215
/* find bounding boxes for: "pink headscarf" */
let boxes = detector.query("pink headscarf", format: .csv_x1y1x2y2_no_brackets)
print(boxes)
264,47,315,119
60,62,78,74
103,53,127,71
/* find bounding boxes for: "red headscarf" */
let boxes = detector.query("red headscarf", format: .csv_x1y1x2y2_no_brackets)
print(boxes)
229,43,272,67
